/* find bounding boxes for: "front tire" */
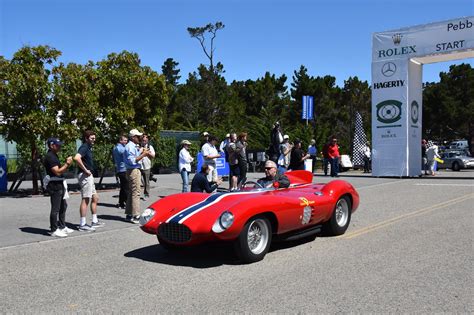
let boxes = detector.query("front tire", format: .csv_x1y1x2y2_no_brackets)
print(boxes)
234,216,272,263
323,195,352,236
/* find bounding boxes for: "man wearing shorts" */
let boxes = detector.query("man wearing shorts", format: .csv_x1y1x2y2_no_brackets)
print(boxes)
74,130,104,231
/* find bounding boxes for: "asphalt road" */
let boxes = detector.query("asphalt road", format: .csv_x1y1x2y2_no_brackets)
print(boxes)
0,170,473,313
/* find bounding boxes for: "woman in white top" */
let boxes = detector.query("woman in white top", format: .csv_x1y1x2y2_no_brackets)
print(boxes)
179,140,194,192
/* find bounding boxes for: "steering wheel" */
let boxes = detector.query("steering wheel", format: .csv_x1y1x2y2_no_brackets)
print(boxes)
241,180,264,189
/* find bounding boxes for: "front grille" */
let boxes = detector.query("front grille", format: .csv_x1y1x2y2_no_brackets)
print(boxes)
158,223,192,243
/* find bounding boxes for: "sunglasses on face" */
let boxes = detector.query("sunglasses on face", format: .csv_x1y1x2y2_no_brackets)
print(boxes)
265,167,274,170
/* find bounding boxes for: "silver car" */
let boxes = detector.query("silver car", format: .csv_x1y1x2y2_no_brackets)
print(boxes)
441,151,474,171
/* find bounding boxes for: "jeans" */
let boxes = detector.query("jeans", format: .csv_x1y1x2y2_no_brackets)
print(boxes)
180,169,189,192
48,181,67,232
330,158,339,177
117,172,128,207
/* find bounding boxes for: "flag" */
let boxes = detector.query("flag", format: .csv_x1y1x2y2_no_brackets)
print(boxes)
352,111,367,167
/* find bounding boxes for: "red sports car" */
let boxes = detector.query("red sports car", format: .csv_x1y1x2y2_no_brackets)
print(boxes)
140,170,359,263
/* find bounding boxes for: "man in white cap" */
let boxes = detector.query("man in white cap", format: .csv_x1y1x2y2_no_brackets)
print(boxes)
200,131,209,149
124,129,152,223
219,133,230,153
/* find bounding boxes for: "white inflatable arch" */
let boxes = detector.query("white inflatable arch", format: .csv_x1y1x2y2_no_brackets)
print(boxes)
371,16,474,177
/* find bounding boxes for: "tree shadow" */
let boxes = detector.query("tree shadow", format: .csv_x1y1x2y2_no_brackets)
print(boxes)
124,243,240,268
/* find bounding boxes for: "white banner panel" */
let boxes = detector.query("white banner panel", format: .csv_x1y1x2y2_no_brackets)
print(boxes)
407,61,423,177
372,59,408,177
373,16,474,62
371,16,473,177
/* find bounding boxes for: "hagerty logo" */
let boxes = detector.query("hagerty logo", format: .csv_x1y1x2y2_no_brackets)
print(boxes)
373,80,405,89
376,100,402,124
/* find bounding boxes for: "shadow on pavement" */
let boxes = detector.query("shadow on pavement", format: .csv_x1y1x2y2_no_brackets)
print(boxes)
124,243,239,268
125,236,319,268
97,202,119,208
98,214,127,222
19,227,50,236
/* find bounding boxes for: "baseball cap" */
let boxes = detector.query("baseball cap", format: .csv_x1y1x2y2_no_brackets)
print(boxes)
202,131,209,136
129,129,143,137
283,135,289,140
47,137,63,147
225,133,230,138
181,140,191,145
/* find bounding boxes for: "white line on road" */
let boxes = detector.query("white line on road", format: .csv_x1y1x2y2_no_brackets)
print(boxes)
357,179,411,190
414,183,474,187
0,226,140,251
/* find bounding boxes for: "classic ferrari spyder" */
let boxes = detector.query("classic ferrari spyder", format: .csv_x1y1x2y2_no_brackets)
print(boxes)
140,170,359,263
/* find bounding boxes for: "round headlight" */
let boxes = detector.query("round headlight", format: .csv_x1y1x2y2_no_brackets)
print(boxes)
219,211,234,230
139,208,155,226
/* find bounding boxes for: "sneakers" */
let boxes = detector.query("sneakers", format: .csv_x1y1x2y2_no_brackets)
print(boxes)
91,220,106,228
126,215,140,224
60,227,75,234
50,229,68,238
78,224,96,232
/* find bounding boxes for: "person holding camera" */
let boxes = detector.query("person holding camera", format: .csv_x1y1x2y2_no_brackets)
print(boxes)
124,129,153,223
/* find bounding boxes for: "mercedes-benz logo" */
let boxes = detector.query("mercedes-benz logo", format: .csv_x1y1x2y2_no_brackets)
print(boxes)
382,62,396,77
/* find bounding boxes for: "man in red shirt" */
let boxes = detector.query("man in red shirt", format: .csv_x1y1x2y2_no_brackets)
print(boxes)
327,136,340,177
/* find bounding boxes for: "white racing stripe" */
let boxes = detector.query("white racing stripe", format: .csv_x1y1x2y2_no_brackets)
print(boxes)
176,190,264,224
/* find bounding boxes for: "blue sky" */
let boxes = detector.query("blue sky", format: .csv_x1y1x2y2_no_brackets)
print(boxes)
1,0,473,86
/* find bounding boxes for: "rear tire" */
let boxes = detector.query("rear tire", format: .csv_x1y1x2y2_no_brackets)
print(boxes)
452,162,461,171
234,216,272,263
323,196,352,236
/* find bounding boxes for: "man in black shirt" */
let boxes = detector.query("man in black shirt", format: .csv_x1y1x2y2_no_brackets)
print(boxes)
74,130,103,231
289,139,310,171
191,165,223,193
43,138,73,237
257,160,290,189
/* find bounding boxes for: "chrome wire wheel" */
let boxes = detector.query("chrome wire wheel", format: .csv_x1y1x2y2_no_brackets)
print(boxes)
247,219,269,255
335,198,349,227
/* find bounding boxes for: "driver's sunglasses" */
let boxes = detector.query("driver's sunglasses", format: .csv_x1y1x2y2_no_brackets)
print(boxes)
265,167,274,170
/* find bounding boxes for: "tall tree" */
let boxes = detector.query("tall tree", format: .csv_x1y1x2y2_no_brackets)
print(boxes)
95,51,169,140
50,61,99,142
0,45,61,194
187,22,225,72
161,58,181,89
423,63,474,153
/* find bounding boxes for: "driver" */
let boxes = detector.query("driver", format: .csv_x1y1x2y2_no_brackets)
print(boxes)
257,160,290,189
